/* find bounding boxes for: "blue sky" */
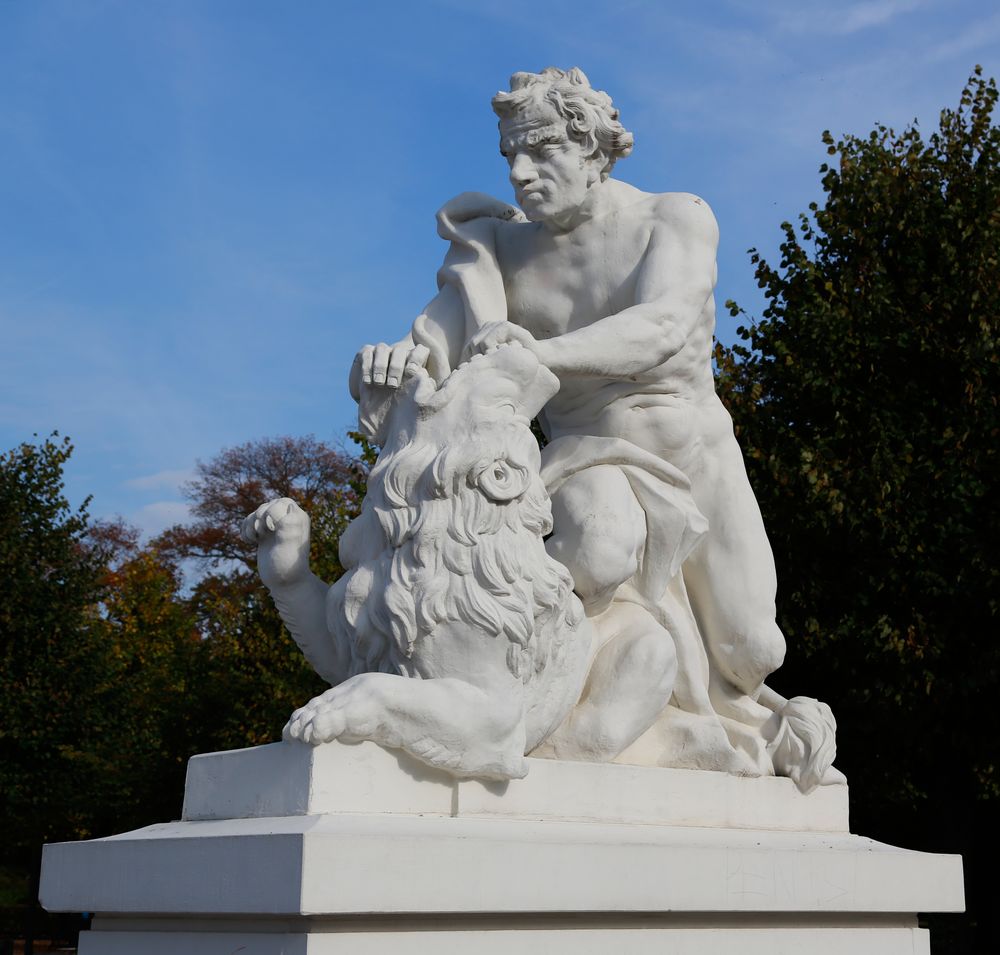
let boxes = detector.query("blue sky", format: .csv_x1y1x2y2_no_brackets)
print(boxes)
2,0,997,536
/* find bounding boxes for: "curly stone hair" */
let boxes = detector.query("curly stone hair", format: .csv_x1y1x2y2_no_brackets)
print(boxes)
492,67,634,179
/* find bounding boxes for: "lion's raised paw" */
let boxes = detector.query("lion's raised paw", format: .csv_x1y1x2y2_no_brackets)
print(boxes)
242,497,312,588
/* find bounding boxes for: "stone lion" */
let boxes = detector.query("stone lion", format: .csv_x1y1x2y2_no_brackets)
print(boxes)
242,344,594,779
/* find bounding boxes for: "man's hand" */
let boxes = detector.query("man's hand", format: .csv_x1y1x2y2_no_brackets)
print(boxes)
350,342,430,401
463,321,539,360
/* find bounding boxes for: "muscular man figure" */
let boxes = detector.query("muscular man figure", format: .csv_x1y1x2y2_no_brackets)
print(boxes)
353,67,788,769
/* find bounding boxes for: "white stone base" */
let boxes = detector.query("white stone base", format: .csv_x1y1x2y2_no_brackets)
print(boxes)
40,741,963,954
72,916,937,955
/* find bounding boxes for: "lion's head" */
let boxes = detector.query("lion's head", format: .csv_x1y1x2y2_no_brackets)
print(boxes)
332,344,581,682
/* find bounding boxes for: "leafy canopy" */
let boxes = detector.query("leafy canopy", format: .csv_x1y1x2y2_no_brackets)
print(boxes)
717,66,998,950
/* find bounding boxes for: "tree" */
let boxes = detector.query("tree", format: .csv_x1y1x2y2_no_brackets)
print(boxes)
0,433,367,947
85,520,201,831
717,68,999,951
0,438,203,946
0,436,108,858
154,434,367,752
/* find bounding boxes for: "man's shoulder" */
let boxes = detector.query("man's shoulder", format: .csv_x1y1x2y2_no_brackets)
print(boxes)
651,191,717,225
636,191,719,247
604,183,717,232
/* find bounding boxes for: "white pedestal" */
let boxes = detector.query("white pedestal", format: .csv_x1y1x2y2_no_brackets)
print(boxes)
40,741,964,954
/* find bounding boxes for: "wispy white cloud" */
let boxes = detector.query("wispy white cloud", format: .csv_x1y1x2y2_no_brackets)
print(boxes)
927,11,1000,63
132,500,191,538
759,0,929,36
124,467,194,491
836,0,927,35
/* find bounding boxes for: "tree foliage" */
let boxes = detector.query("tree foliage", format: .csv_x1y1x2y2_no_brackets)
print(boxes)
0,437,199,941
0,433,364,945
155,434,367,750
717,67,998,950
0,436,108,856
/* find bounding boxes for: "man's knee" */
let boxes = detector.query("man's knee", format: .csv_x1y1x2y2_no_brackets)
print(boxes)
547,468,644,608
548,529,638,605
717,619,786,693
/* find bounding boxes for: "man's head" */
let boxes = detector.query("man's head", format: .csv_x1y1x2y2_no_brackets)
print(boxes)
493,68,633,178
491,68,634,225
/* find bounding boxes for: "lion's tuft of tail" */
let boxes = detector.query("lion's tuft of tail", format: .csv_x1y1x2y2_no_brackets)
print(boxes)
765,696,844,794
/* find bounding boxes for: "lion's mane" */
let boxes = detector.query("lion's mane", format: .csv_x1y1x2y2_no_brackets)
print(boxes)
332,417,580,682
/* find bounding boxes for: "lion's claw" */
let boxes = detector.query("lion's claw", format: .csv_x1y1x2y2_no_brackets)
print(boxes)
284,695,348,745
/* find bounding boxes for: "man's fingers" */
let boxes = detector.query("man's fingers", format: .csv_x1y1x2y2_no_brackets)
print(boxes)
371,343,391,384
359,345,375,384
385,345,410,387
468,322,514,356
406,344,430,370
358,342,431,391
475,330,503,353
463,329,491,359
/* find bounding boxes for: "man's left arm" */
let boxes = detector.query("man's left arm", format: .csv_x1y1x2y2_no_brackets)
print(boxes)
471,195,719,378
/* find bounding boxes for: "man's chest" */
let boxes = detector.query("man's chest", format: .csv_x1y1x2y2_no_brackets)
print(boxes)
496,221,653,339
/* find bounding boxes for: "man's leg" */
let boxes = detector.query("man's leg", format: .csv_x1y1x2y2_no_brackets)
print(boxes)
539,467,676,760
683,438,787,722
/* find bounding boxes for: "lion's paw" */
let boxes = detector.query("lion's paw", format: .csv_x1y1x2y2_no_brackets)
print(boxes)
282,679,381,746
241,497,311,589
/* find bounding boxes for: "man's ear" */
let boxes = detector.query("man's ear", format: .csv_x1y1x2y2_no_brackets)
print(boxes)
588,153,606,185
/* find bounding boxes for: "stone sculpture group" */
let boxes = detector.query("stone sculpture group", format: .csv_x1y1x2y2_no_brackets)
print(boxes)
243,67,842,793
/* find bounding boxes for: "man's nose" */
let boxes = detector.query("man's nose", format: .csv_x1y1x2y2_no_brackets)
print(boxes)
509,152,536,186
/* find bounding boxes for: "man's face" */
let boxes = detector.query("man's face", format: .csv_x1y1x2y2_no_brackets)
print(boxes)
499,97,599,224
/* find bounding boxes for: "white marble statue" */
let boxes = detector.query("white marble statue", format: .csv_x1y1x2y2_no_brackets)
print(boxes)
244,67,843,792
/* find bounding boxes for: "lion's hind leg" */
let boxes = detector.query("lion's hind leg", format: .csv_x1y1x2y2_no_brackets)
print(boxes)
283,671,528,781
533,600,677,763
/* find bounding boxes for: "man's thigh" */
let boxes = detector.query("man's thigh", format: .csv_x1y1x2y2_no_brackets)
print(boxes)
689,442,779,618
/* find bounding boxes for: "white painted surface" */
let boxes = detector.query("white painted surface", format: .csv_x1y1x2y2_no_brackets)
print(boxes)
182,740,849,831
458,747,849,830
43,741,961,954
182,740,456,821
42,810,964,917
78,922,932,955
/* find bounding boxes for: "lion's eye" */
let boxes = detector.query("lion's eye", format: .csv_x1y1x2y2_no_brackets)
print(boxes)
476,459,525,502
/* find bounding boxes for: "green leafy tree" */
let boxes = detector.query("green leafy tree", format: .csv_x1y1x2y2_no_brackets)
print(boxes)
0,436,109,862
0,438,205,945
717,68,999,951
0,433,366,947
